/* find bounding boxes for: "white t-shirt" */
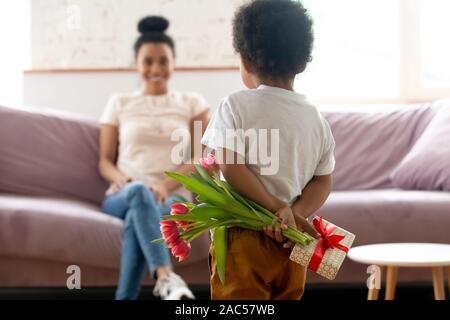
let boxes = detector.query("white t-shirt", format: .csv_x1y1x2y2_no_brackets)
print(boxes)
100,90,209,198
201,84,335,205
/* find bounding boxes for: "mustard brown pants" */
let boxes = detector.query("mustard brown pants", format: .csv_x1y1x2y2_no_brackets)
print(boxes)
209,228,306,300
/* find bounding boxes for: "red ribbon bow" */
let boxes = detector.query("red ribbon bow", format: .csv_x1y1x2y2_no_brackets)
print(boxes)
308,216,349,272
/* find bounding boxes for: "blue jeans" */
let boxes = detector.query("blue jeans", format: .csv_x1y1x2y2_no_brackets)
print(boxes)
101,181,182,300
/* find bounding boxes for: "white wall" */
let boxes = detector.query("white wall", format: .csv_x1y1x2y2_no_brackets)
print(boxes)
24,70,244,118
0,0,28,106
23,69,422,118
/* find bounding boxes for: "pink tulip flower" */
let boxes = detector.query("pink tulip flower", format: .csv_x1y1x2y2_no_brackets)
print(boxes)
170,203,189,215
171,240,191,262
199,153,220,175
160,220,179,243
170,203,192,229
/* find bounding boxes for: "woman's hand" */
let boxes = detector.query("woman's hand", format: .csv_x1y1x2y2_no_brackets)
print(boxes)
111,175,132,193
151,182,169,204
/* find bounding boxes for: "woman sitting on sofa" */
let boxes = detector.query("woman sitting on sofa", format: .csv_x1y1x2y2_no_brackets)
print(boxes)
98,16,209,300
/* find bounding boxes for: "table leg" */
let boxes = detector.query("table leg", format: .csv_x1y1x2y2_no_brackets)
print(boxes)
447,267,450,296
385,266,398,300
431,267,445,300
368,287,380,300
367,266,383,300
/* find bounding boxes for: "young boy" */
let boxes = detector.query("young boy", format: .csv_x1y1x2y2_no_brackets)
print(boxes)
201,0,335,300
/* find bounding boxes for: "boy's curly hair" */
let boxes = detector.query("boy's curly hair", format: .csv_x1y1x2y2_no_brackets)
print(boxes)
233,0,314,78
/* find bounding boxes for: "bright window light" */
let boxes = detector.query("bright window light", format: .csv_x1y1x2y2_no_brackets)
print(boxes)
296,0,401,100
420,0,450,88
0,0,28,106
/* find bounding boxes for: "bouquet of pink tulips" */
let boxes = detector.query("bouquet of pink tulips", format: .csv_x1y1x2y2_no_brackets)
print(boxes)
153,153,315,283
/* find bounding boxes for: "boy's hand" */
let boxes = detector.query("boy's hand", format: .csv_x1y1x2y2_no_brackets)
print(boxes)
282,216,321,249
264,206,296,246
295,215,320,239
265,208,321,249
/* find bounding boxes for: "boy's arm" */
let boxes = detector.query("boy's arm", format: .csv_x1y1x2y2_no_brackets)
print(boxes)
217,148,333,217
291,174,332,220
217,148,320,240
280,175,332,248
216,148,285,213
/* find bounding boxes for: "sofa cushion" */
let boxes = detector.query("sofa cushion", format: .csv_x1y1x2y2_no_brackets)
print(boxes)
323,105,435,190
0,106,108,204
0,194,122,269
319,189,450,245
390,101,450,191
308,189,450,283
0,194,210,270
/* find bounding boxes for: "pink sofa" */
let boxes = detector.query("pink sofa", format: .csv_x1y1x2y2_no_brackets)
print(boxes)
0,103,449,288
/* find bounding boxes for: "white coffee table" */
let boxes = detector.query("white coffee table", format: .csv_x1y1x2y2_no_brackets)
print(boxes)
348,243,450,300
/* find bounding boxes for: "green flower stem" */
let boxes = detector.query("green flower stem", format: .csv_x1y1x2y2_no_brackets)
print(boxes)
165,169,315,247
181,219,243,242
283,227,315,244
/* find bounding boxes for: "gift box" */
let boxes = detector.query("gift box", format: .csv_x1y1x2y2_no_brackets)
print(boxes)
289,216,355,280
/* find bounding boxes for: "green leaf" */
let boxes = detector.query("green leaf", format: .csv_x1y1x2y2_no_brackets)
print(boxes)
213,226,228,284
179,224,211,242
226,186,259,212
232,222,265,231
196,194,208,203
246,198,276,218
190,205,230,221
226,188,273,224
165,172,230,207
191,169,221,192
179,219,234,242
195,164,219,186
214,178,274,225
166,171,273,226
213,178,240,203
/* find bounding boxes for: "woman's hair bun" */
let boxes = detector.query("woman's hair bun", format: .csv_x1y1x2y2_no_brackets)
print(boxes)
138,16,169,34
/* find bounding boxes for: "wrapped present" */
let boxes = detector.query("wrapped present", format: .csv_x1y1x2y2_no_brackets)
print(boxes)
289,216,355,280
